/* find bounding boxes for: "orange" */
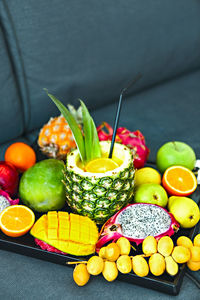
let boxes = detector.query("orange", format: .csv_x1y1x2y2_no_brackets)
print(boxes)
162,165,197,196
0,205,35,237
85,158,119,173
5,142,36,172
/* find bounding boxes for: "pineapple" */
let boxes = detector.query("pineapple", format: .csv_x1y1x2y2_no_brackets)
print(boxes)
38,105,82,159
65,141,134,224
45,90,135,224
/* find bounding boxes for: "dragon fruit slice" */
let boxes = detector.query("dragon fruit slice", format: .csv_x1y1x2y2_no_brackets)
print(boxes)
0,190,19,213
97,122,149,168
35,238,66,255
96,203,179,251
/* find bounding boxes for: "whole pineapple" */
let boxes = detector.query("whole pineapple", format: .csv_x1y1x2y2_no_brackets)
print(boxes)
45,90,135,224
38,105,82,159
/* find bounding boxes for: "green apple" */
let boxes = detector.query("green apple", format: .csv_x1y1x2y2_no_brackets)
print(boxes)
134,183,168,207
156,141,196,173
168,196,200,228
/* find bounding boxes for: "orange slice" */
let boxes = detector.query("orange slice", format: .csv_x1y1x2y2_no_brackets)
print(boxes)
0,205,35,237
162,166,197,196
85,158,119,173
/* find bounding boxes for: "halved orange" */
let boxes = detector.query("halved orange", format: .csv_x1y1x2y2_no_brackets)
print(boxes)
85,158,119,173
0,205,35,237
162,165,197,196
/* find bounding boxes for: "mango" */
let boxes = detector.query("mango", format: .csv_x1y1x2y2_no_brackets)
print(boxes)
194,234,200,247
172,246,190,264
189,246,200,262
102,261,118,282
116,237,131,255
132,255,149,277
158,236,174,257
73,264,90,286
165,256,179,276
105,243,120,262
187,259,200,271
87,256,104,275
176,236,193,249
142,236,157,255
116,255,132,274
149,253,165,276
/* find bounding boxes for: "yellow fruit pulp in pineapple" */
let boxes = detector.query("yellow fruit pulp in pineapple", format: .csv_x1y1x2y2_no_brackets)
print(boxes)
77,156,123,173
76,143,124,172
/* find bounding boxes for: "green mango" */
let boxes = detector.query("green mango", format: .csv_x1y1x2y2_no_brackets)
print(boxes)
19,159,66,212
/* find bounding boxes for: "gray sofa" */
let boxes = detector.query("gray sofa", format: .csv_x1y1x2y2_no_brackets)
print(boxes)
0,1,200,299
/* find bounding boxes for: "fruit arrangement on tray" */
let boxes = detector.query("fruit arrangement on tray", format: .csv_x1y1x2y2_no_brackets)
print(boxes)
0,91,200,291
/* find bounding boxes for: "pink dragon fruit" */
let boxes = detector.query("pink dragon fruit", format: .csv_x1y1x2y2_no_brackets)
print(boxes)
97,122,150,168
35,238,66,255
96,203,179,251
0,190,19,213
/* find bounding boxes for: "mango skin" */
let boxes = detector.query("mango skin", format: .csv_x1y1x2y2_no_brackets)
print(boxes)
19,159,66,212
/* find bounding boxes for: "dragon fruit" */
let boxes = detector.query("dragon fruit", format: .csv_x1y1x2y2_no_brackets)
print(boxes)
35,238,66,255
97,122,149,168
0,190,19,213
96,203,179,251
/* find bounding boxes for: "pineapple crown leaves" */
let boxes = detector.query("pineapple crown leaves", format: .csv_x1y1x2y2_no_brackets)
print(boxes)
44,89,101,163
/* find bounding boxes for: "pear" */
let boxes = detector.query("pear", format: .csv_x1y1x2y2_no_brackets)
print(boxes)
168,196,200,228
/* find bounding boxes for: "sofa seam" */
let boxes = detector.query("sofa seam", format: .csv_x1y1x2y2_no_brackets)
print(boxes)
0,0,31,133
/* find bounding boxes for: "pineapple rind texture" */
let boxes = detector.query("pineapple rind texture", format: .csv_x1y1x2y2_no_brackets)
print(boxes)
30,211,99,256
64,141,135,224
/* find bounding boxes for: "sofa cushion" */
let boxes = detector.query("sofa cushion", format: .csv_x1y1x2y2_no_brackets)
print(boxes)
0,0,200,133
93,69,200,162
0,26,24,144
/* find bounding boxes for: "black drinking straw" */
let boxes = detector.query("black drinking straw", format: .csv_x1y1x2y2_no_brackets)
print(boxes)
108,73,142,158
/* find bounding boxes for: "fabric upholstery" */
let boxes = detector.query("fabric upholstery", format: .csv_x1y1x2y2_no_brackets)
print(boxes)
0,26,24,144
0,0,200,134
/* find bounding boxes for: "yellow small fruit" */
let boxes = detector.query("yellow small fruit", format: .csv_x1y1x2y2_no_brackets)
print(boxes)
132,255,149,277
134,167,161,187
187,259,200,271
102,261,118,282
194,233,200,247
165,256,179,276
116,237,131,255
99,247,106,259
116,255,132,274
149,253,165,276
176,236,193,249
189,246,200,262
87,256,104,275
157,236,174,257
142,236,157,255
73,264,90,286
172,246,191,264
105,243,120,262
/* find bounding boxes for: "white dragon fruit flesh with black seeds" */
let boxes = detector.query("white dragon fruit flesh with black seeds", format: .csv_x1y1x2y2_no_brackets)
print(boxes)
96,203,179,251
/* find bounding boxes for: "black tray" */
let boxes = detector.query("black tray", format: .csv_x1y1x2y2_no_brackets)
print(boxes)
0,154,200,295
